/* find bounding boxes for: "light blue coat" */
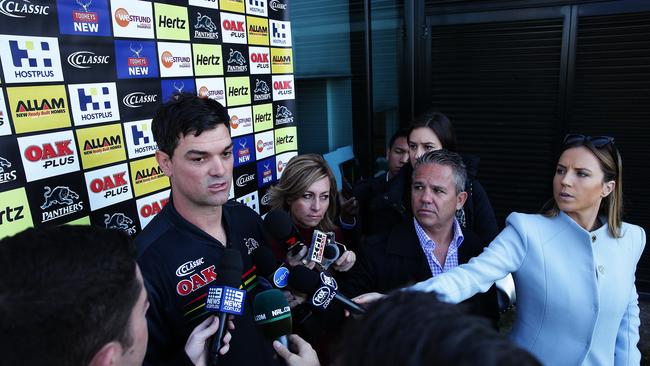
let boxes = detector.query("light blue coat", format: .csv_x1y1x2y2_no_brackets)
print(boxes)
410,211,645,365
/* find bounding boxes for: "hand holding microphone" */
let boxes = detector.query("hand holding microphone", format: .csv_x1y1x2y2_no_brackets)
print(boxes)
184,315,235,366
288,266,366,315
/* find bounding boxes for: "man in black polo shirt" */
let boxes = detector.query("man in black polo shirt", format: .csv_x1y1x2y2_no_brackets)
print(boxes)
136,94,278,365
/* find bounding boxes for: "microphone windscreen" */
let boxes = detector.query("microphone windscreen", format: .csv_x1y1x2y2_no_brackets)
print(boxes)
253,289,292,340
252,246,277,277
263,209,294,241
215,248,243,287
287,265,320,294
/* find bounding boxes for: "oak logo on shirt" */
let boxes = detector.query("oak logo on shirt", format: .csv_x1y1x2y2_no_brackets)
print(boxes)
176,264,217,296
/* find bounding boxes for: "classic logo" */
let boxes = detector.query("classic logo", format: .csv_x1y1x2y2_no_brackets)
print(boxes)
272,75,294,101
85,163,132,209
275,105,294,125
18,131,80,182
249,47,270,75
136,189,169,228
269,0,287,12
154,3,189,41
194,11,219,40
123,92,158,108
253,79,271,102
255,130,274,159
221,12,246,44
0,35,63,83
111,0,154,39
115,40,159,79
69,82,120,126
270,20,291,47
7,85,71,134
176,257,205,277
104,212,136,235
40,185,84,223
0,156,17,184
67,51,110,69
0,0,49,18
261,191,270,205
226,48,247,73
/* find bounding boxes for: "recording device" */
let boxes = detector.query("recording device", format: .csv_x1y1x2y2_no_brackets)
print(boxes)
263,209,306,256
288,266,366,315
307,229,328,264
205,249,245,366
252,246,290,289
253,289,293,348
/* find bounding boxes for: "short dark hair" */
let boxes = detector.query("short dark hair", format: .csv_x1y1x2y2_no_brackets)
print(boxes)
152,93,230,157
0,226,141,366
414,149,467,194
336,291,540,366
410,110,457,151
388,128,410,150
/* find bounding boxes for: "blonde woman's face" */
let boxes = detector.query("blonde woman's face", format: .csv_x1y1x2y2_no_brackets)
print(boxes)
290,177,330,229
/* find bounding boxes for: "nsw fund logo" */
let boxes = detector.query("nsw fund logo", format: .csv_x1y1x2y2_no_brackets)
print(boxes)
68,82,120,126
111,0,154,39
0,35,63,83
228,106,253,137
158,42,193,78
196,77,226,106
114,40,159,79
58,0,112,36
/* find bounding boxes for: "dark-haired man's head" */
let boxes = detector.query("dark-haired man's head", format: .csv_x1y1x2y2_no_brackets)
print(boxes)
336,291,540,366
0,226,147,366
386,128,410,178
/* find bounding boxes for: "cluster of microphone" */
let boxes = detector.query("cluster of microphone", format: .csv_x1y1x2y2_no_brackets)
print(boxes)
203,209,365,364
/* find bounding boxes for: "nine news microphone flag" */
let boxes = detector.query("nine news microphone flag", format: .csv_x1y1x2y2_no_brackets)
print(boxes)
205,248,244,366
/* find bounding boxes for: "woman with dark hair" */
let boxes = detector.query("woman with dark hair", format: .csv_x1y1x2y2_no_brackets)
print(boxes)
357,135,645,365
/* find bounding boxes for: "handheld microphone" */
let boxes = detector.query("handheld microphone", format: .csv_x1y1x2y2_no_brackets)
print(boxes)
288,266,366,315
205,249,245,366
263,209,306,256
253,289,293,348
307,229,328,264
252,246,290,289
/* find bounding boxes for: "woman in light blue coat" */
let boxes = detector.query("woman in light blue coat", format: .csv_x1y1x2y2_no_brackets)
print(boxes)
354,135,645,365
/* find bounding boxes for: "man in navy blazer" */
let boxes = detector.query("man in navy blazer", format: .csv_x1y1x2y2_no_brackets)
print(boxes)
341,149,499,324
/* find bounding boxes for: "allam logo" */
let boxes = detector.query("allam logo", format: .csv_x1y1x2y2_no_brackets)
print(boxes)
0,35,63,83
7,85,71,134
58,0,111,36
114,40,159,79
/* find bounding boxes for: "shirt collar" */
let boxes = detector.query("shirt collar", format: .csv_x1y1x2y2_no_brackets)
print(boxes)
413,217,464,250
167,193,232,247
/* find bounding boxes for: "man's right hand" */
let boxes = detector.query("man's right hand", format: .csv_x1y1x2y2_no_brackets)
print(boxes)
273,334,320,366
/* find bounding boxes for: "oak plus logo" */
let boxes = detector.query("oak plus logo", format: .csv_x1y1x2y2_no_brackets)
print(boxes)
275,104,294,126
111,0,154,39
246,0,267,17
136,189,169,228
158,42,193,78
221,12,246,44
39,185,84,223
226,47,248,73
233,135,254,167
123,119,157,159
18,130,80,182
193,11,219,41
228,106,253,137
104,212,137,235
253,78,271,102
270,20,291,47
115,40,159,79
248,46,270,75
0,155,17,185
0,35,63,83
58,0,111,36
272,75,294,101
68,82,120,126
85,163,133,210
196,77,226,106
255,130,274,160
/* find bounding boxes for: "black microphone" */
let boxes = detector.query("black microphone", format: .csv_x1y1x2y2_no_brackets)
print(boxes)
253,289,292,348
263,209,306,256
288,266,366,315
252,246,290,289
205,249,244,366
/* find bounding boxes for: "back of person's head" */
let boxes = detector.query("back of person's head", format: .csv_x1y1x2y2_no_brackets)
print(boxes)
152,93,229,157
335,291,540,366
410,110,457,151
0,226,141,366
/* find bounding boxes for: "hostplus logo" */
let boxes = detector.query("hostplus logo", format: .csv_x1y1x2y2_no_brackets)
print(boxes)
1,36,63,82
194,12,218,40
247,0,266,16
130,122,157,155
40,186,84,223
104,212,136,235
253,79,271,102
226,49,247,73
72,84,119,124
0,0,50,18
272,22,288,45
198,85,224,100
275,105,293,125
0,156,17,184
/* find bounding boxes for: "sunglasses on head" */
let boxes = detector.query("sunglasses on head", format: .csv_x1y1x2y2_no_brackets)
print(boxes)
563,134,615,148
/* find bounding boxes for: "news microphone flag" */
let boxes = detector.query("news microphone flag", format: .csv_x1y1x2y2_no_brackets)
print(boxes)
206,285,247,316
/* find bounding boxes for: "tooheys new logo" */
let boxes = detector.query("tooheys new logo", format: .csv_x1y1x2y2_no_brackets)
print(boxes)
67,51,110,69
90,172,129,199
194,12,218,40
236,173,255,187
260,161,273,185
2,36,63,82
15,97,66,118
176,263,217,296
83,135,122,155
269,0,287,12
0,0,49,18
127,43,150,76
236,138,251,164
104,212,136,235
123,92,157,108
71,0,99,32
226,48,247,73
24,140,75,169
0,156,17,184
275,105,293,125
40,185,84,223
253,79,271,101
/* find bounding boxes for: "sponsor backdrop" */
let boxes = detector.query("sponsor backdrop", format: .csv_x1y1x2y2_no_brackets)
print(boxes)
0,0,298,238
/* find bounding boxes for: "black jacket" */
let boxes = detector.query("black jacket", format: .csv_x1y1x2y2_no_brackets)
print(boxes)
136,198,280,366
340,219,500,324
